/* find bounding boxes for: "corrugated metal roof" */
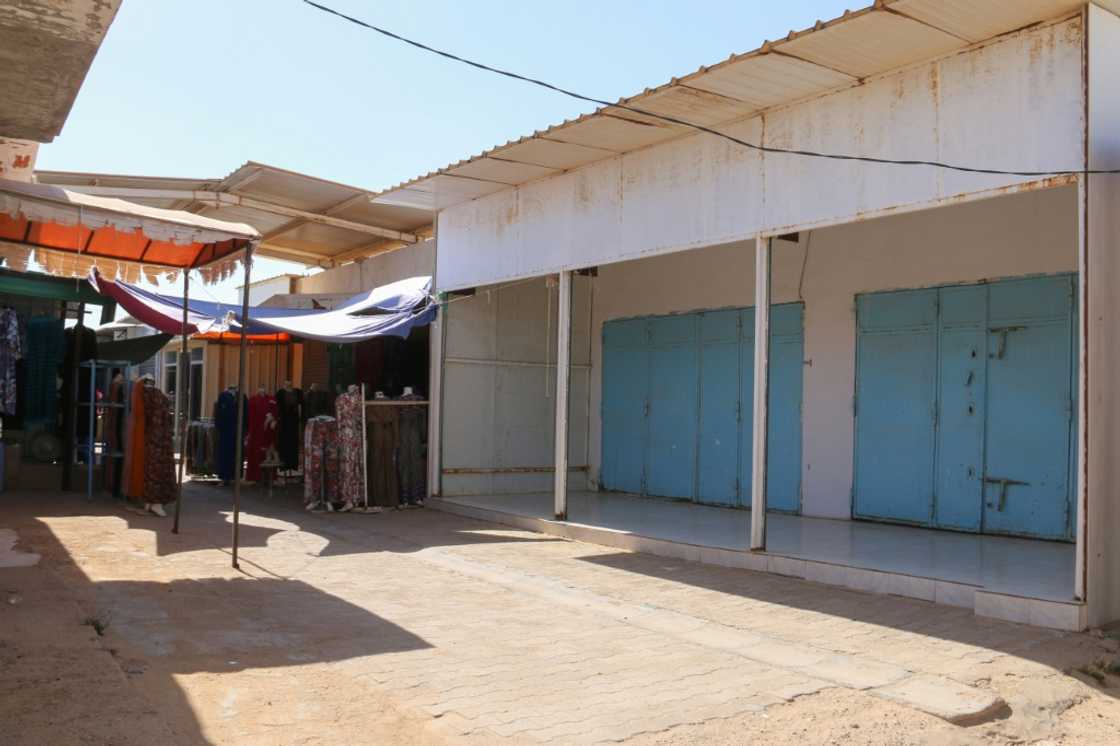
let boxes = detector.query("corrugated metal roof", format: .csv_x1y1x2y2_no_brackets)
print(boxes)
370,0,1085,213
37,162,435,266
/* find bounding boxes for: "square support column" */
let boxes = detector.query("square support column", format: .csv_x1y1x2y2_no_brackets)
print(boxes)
750,236,771,551
428,302,444,499
1085,3,1120,626
554,270,573,520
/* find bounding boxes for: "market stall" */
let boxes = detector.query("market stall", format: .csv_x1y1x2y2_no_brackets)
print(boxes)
88,270,437,562
0,178,260,564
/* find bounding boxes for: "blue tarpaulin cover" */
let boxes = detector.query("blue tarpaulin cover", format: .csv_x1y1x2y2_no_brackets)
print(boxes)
90,271,436,343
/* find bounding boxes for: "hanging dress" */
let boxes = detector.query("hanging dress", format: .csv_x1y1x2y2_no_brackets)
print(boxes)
303,416,338,506
335,387,364,504
125,381,147,501
275,387,302,471
245,392,278,482
142,385,176,504
213,389,244,483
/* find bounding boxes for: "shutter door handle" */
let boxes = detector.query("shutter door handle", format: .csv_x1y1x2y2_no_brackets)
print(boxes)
989,326,1025,360
983,476,1030,511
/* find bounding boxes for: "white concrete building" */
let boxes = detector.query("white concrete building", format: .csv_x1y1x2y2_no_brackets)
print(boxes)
367,2,1120,630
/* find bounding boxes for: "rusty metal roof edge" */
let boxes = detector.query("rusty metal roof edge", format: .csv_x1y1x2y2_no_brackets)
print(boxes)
369,0,1084,209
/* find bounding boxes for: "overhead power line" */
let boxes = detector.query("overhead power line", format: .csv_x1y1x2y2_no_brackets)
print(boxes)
302,0,1117,177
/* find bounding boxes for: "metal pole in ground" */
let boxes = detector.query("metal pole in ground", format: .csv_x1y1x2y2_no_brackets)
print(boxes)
172,269,190,534
231,243,254,569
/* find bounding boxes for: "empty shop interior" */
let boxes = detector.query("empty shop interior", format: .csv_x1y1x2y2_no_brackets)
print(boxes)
438,184,1079,602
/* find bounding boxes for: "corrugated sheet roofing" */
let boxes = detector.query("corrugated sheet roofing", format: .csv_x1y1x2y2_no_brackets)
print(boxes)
38,162,435,265
370,0,1086,212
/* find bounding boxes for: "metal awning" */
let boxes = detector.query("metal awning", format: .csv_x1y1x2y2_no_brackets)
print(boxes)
0,178,259,279
370,0,1088,212
37,162,435,267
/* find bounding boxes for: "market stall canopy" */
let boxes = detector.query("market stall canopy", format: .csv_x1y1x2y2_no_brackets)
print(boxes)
37,162,435,267
97,333,174,365
89,272,436,343
0,266,115,323
0,178,260,276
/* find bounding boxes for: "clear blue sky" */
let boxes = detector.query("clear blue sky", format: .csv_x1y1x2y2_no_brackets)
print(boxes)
37,0,855,303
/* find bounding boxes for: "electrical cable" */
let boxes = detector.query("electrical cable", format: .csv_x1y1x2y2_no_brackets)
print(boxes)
301,0,1117,177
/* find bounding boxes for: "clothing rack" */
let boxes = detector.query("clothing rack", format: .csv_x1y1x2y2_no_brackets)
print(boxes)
79,359,134,499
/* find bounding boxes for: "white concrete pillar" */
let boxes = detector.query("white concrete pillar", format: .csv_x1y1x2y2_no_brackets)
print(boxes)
1076,175,1087,602
428,305,444,499
750,236,771,551
1085,3,1120,625
554,270,573,520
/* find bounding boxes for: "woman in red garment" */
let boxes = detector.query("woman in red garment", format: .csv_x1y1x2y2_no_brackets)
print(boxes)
245,386,278,483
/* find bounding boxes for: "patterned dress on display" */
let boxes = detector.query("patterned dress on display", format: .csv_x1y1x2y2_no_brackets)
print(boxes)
142,385,176,504
303,416,338,506
0,308,21,416
335,386,365,505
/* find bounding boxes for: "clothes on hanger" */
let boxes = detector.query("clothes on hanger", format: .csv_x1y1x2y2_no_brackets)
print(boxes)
123,379,146,500
60,324,98,442
103,373,126,496
23,315,64,428
213,387,247,484
366,405,400,508
335,385,364,505
275,385,302,471
0,307,20,416
303,385,335,420
397,404,427,506
185,421,218,476
141,384,176,504
246,390,278,482
303,415,338,507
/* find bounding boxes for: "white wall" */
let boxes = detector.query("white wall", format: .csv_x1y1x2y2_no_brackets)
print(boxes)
435,18,1084,292
588,186,1078,518
1086,2,1120,627
299,239,435,295
441,275,592,495
243,275,295,306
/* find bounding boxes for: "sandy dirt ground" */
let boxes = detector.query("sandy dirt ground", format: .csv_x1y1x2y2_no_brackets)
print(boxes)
1,483,1119,745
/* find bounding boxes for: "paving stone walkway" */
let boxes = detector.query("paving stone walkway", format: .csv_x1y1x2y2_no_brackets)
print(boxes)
2,485,1117,745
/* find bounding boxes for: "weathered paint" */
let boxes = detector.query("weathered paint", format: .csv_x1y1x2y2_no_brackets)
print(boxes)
0,0,122,142
0,138,37,181
852,276,1075,540
1085,2,1120,626
296,238,436,295
440,275,592,495
599,303,803,512
588,186,1078,519
435,19,1084,292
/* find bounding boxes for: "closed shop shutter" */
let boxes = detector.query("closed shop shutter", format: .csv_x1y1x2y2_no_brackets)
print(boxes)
853,275,1075,540
601,303,804,512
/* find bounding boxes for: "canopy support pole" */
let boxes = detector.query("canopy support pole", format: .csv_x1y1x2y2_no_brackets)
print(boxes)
232,245,254,570
172,270,190,534
750,236,771,551
554,270,572,520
